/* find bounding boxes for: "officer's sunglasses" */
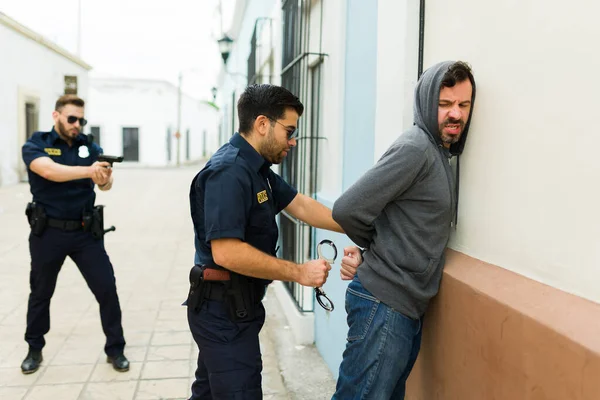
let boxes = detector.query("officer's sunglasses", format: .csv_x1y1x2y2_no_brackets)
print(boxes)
267,117,298,140
66,115,88,127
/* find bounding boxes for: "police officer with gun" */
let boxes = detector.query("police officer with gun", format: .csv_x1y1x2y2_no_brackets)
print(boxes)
20,95,129,374
187,84,344,399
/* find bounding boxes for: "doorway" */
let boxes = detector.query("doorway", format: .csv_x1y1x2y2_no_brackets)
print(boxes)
18,91,40,182
122,127,139,162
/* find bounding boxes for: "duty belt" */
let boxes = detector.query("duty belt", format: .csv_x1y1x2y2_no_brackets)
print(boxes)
202,282,228,301
201,281,267,303
46,218,82,231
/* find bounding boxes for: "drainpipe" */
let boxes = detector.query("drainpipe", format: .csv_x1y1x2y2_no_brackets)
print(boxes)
418,0,425,78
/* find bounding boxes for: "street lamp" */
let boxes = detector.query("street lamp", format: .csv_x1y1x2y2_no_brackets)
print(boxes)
215,35,246,79
217,34,234,64
215,34,247,142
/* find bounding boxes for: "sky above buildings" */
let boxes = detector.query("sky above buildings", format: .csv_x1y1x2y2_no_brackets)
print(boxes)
0,0,236,100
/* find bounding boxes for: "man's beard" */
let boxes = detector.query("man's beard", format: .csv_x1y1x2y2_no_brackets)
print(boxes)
438,118,465,146
260,127,288,164
57,120,80,140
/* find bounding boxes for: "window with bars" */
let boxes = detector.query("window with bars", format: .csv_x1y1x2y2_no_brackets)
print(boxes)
248,24,257,85
248,18,273,86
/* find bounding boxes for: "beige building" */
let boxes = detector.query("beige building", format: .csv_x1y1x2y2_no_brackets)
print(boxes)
215,0,600,398
383,1,600,398
0,12,91,187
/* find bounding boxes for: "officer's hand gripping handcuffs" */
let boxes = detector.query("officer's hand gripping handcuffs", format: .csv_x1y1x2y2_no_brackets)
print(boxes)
315,239,336,311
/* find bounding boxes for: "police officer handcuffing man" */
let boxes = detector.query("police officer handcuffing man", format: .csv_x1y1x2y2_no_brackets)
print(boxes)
20,95,129,374
186,84,345,399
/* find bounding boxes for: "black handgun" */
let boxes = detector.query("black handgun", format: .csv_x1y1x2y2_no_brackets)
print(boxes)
97,155,124,167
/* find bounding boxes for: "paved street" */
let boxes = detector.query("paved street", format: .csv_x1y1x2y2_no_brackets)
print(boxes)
0,165,297,400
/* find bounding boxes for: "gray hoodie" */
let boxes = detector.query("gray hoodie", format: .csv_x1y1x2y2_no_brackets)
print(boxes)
332,61,476,319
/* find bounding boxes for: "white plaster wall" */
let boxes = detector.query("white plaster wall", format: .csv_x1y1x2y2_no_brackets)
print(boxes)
255,10,277,84
0,23,89,186
374,0,420,160
313,0,347,200
87,79,217,166
423,0,600,303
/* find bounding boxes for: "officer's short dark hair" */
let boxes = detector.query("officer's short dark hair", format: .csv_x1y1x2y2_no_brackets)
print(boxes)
237,84,304,134
441,61,475,90
55,95,85,111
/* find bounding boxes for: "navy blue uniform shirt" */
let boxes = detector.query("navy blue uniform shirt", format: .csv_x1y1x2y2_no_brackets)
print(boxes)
22,127,102,220
190,133,298,280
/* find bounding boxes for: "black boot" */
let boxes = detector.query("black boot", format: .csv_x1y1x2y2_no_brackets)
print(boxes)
21,349,43,374
106,353,130,372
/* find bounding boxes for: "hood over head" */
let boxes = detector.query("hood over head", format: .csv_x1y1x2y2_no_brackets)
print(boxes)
413,60,476,156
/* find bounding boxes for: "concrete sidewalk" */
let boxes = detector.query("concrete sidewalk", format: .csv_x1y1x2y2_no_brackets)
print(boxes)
0,165,335,400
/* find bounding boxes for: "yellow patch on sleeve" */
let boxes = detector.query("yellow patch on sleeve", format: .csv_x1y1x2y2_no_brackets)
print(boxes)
44,148,61,156
257,190,269,204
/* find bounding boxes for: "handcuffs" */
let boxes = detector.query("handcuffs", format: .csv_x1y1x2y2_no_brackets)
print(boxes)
315,239,337,311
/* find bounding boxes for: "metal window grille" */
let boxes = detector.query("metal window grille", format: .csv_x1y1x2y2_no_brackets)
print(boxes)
248,26,257,85
248,18,273,85
280,0,326,312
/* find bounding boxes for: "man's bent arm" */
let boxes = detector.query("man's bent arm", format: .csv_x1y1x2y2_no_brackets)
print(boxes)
285,193,344,233
212,238,300,281
30,157,93,182
333,143,428,248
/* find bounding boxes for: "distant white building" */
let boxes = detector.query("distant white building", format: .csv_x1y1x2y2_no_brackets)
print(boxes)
0,12,91,186
87,78,219,166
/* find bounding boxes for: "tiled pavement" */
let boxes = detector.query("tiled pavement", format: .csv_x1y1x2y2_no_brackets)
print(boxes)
0,165,291,400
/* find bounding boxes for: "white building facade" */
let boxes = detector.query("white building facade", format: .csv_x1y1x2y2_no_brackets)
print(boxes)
0,12,91,187
87,78,219,166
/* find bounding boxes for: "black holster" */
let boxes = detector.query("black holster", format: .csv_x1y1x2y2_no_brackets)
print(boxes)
82,211,93,233
225,273,257,322
187,265,207,312
186,264,259,322
90,206,105,240
26,202,47,236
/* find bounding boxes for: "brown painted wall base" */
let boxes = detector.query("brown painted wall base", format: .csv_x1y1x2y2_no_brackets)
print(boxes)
406,250,600,400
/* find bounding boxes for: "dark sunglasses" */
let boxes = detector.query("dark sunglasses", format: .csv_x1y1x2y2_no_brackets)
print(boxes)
67,115,88,127
267,117,298,140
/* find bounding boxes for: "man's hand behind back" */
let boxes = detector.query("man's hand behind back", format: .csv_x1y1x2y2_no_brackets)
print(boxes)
340,246,363,281
298,259,331,287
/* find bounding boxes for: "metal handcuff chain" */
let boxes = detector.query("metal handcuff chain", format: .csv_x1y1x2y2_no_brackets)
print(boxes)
315,239,337,311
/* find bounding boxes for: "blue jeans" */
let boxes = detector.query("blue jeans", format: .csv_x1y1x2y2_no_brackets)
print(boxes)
333,276,422,400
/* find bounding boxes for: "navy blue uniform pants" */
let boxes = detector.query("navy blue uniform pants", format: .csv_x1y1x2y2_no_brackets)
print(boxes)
25,227,126,357
187,298,265,400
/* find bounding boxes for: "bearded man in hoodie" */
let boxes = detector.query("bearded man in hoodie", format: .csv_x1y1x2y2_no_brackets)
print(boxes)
331,61,476,399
